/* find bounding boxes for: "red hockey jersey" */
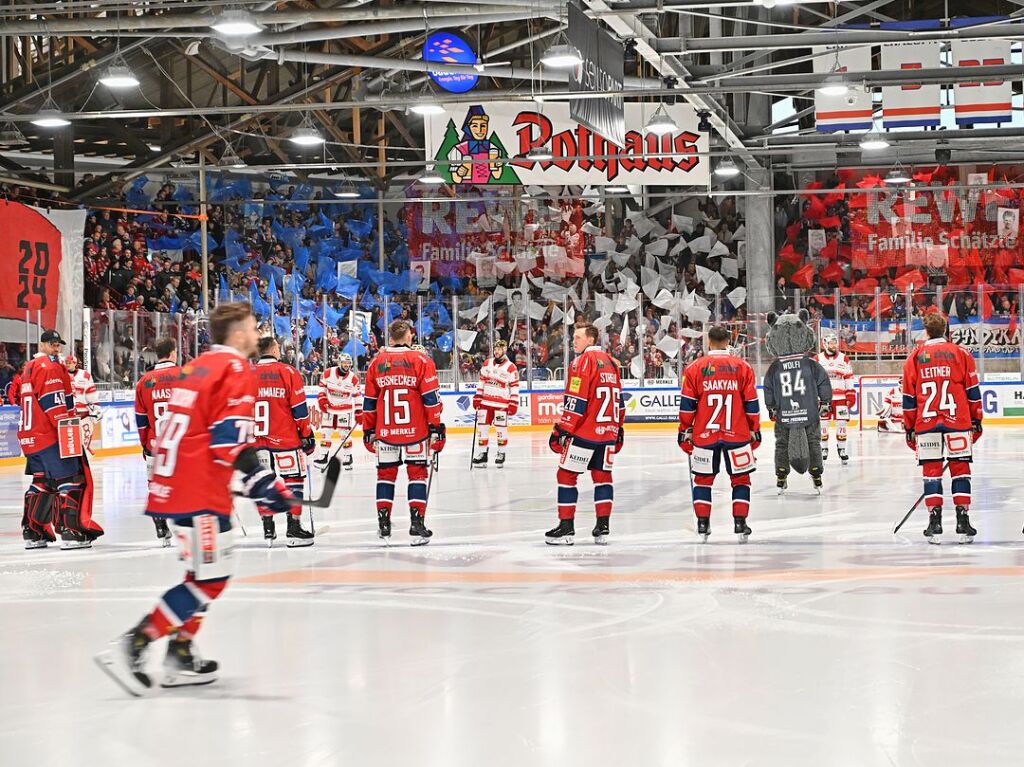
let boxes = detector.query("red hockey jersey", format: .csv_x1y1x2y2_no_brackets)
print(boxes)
253,356,312,450
902,338,981,434
679,351,760,447
559,346,623,445
134,361,181,454
17,353,74,454
146,346,257,519
362,346,442,445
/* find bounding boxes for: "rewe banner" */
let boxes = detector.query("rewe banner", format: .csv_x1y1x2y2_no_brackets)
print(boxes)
424,101,709,187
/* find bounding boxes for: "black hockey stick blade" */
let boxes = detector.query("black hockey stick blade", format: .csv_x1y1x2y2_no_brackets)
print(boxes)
301,457,341,509
892,492,925,534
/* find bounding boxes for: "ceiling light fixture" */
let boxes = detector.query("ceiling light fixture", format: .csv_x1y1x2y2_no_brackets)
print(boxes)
333,185,360,198
541,38,582,69
858,132,890,151
418,165,445,185
99,59,140,89
526,146,554,161
0,120,29,147
288,115,324,146
211,10,264,37
644,105,678,136
219,144,245,168
884,167,911,185
31,94,71,128
714,158,741,178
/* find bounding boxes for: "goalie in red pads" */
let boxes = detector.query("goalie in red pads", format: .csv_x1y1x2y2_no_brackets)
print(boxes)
815,333,855,463
546,324,624,546
253,336,316,547
902,313,982,544
95,303,298,696
362,320,446,545
472,339,520,468
19,329,103,550
678,326,761,543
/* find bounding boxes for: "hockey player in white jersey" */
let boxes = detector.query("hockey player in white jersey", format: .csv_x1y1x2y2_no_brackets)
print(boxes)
472,339,520,468
876,382,905,433
65,355,101,450
815,334,855,463
315,353,360,470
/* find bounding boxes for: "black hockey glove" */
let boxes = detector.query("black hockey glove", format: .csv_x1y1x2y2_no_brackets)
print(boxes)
301,434,316,456
363,428,376,454
751,430,762,450
549,426,569,454
241,466,295,515
905,428,916,452
972,419,983,444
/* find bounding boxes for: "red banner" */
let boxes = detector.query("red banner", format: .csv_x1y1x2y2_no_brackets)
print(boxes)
0,201,63,327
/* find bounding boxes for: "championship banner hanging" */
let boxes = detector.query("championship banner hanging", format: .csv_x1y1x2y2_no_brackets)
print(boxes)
567,2,625,147
0,200,64,328
424,101,708,187
951,37,1013,126
880,40,942,128
813,45,873,132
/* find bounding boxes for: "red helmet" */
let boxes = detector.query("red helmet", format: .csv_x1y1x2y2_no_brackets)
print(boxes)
65,355,78,366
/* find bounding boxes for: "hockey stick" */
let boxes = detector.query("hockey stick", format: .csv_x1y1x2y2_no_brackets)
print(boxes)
893,461,949,534
425,449,440,509
469,414,479,470
305,467,315,535
298,456,341,509
320,422,358,472
233,512,248,537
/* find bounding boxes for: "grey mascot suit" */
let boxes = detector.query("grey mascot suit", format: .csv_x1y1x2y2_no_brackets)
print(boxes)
762,311,832,481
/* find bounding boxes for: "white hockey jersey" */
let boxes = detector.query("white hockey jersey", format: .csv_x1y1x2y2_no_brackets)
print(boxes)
71,369,100,418
318,366,361,413
475,357,520,410
815,351,853,401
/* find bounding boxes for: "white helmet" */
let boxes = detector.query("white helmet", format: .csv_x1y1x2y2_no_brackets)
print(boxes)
821,333,839,353
411,344,428,355
339,353,352,367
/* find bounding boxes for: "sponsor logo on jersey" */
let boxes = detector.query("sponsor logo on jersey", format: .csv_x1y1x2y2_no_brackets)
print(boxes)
701,363,715,378
568,376,582,393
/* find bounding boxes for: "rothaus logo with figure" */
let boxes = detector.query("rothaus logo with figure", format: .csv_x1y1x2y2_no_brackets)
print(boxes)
426,102,709,187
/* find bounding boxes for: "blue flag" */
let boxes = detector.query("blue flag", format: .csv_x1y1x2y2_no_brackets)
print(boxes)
336,274,361,300
218,274,230,304
436,331,454,353
302,336,312,357
287,270,306,297
344,336,367,358
249,281,270,319
307,315,324,342
273,314,291,338
267,274,280,308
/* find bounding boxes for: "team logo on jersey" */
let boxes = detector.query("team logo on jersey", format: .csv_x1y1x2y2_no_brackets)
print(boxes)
568,376,582,394
701,363,715,378
918,351,931,364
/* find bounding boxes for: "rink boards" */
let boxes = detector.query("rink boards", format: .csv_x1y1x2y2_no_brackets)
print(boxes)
0,378,1022,465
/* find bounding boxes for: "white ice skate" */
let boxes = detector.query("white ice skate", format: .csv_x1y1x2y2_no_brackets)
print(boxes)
94,633,153,698
161,640,218,688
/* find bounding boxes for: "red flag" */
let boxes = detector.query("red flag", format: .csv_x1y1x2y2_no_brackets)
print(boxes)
856,174,884,189
786,221,802,243
790,262,814,290
851,277,879,293
778,242,802,265
848,194,868,210
805,196,827,220
819,215,841,229
868,292,893,318
813,294,836,305
820,239,839,260
820,261,844,283
1008,268,1024,287
893,269,926,292
980,289,994,321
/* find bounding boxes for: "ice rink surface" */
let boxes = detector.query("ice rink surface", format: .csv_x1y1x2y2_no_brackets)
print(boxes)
4,428,1024,767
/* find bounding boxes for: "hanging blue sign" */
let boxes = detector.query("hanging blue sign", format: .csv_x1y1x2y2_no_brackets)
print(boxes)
423,31,479,94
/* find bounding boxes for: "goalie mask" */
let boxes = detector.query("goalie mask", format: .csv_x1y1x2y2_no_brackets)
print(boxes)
339,353,352,371
821,334,839,355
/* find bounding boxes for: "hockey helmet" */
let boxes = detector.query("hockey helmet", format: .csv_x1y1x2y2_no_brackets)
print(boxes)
65,354,79,368
821,332,839,353
410,344,428,355
339,353,353,368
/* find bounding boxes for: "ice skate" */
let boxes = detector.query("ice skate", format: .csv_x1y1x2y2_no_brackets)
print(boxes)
923,508,943,544
409,512,433,546
262,516,276,548
821,446,828,461
161,639,218,688
696,516,710,543
342,454,353,471
544,519,574,546
313,452,329,469
837,447,849,465
60,529,92,550
286,515,314,547
377,509,392,543
153,518,172,548
494,452,506,469
734,516,752,543
23,526,47,550
592,517,609,545
776,471,788,495
812,473,823,494
472,450,489,467
956,506,976,544
93,628,152,698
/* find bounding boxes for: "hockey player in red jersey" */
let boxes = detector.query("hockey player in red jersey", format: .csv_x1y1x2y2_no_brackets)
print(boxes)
902,312,983,543
95,303,298,696
678,326,761,542
19,329,103,550
315,352,360,471
65,354,100,450
472,339,520,468
253,335,315,547
546,323,624,545
815,333,855,463
362,320,445,545
134,336,180,546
